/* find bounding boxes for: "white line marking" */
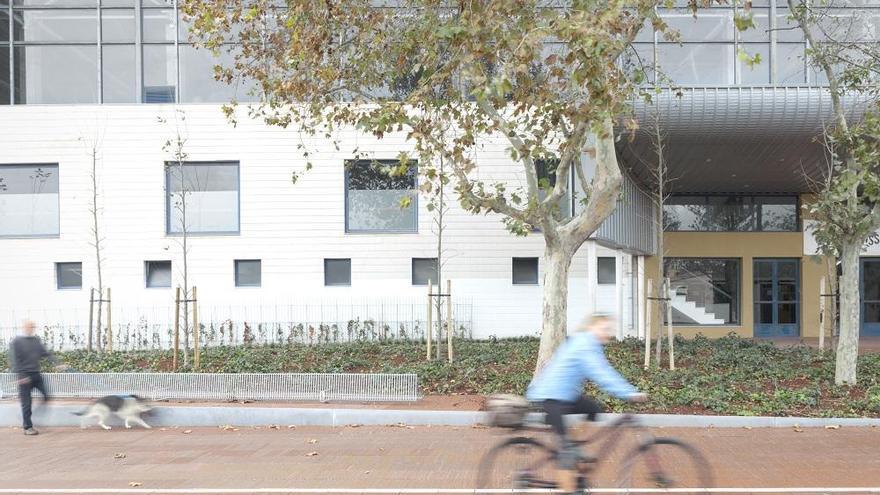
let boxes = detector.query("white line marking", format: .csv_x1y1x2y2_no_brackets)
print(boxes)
1,489,880,494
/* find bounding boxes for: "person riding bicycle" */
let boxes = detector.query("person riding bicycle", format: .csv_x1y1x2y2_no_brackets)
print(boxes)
526,313,647,494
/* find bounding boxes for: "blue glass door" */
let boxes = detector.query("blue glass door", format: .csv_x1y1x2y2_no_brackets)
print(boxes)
753,259,800,337
860,258,880,336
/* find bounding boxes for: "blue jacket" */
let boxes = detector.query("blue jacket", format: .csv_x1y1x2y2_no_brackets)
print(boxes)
526,332,638,402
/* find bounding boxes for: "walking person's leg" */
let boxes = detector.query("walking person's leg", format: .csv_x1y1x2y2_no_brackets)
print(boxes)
18,375,35,433
32,372,50,404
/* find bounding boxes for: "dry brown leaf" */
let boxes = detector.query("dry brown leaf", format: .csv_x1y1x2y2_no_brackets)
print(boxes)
793,427,804,433
183,430,193,434
269,425,280,430
825,425,841,430
287,425,297,429
129,482,142,487
308,439,318,444
471,424,488,429
364,471,371,474
305,451,319,457
348,424,361,428
220,425,238,432
743,426,753,430
114,453,126,459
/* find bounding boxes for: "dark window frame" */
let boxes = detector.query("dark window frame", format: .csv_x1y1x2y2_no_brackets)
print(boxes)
597,257,617,285
0,162,61,238
344,159,419,234
324,258,352,287
55,261,82,290
512,257,540,285
411,257,438,286
234,259,261,288
164,160,241,236
663,194,800,232
144,259,171,289
664,256,742,326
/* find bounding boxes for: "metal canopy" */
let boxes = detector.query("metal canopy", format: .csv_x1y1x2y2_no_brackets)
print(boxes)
617,87,874,194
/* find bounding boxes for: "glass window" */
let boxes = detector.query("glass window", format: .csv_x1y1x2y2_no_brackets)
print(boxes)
535,159,571,220
324,258,352,286
102,45,136,103
659,8,734,42
0,44,9,106
1,11,9,42
412,258,438,286
345,159,417,233
739,8,770,42
13,9,97,42
775,9,806,42
777,43,807,85
102,8,135,43
166,161,239,234
13,0,96,5
234,259,261,287
665,258,740,325
103,0,134,5
56,262,82,290
739,44,770,85
598,257,616,285
142,8,175,42
179,45,242,103
663,195,798,232
14,46,98,104
145,260,171,288
143,44,176,103
0,164,59,237
512,257,539,285
657,43,735,85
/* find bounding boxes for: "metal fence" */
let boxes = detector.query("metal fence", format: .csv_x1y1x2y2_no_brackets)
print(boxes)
0,299,474,352
0,372,419,402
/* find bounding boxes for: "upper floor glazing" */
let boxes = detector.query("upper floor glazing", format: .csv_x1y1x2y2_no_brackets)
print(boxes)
1,0,878,105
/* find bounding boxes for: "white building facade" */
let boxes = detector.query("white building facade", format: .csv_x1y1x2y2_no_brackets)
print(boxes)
0,103,653,345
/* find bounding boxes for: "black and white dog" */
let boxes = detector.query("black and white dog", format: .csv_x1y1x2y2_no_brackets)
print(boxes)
73,395,153,430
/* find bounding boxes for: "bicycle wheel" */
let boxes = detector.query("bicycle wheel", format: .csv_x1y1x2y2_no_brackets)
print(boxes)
617,437,714,494
476,436,558,489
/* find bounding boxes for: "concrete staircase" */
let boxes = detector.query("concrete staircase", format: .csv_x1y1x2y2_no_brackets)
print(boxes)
668,289,725,325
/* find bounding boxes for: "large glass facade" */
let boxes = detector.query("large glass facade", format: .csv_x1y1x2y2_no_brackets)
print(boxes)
1,2,877,105
1,1,254,104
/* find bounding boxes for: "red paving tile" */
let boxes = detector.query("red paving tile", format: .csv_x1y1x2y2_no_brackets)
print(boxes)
0,424,879,492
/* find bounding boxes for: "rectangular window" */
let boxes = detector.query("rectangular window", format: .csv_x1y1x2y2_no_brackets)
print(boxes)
663,195,798,232
145,260,171,288
345,159,417,233
102,44,136,103
0,164,59,237
234,259,261,287
412,258,438,286
14,46,98,104
55,262,82,290
12,9,98,43
665,258,740,325
324,258,352,286
535,159,572,220
143,44,176,103
598,257,616,285
512,257,539,285
166,161,240,234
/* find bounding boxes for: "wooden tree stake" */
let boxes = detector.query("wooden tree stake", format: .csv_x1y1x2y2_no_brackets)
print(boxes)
173,286,181,371
426,279,433,361
644,279,653,369
193,286,200,370
446,280,453,363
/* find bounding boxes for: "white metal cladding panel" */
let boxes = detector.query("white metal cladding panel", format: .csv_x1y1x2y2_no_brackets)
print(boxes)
0,104,598,339
594,173,655,255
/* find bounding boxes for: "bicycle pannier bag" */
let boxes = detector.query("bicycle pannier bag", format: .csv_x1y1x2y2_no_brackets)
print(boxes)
486,394,530,428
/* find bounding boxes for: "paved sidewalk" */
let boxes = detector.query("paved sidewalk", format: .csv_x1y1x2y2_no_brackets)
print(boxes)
0,424,879,492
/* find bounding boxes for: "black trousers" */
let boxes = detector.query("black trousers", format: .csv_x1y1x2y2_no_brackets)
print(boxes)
542,396,603,469
18,372,50,429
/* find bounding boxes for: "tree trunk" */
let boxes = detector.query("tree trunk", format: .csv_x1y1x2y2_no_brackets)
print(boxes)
535,246,573,372
835,241,860,385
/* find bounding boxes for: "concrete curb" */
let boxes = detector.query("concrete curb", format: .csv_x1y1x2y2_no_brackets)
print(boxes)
2,403,879,428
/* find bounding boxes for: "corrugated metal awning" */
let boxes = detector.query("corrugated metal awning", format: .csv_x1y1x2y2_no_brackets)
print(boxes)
618,87,875,193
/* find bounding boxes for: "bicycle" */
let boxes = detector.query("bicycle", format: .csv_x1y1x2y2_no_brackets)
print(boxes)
477,400,714,493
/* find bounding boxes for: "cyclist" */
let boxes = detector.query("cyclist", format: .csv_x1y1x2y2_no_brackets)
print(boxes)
526,313,647,494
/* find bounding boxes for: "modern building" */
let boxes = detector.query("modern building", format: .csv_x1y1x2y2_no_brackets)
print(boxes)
0,2,877,346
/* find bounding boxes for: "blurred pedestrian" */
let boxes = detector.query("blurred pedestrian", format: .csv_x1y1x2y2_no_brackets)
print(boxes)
9,320,55,435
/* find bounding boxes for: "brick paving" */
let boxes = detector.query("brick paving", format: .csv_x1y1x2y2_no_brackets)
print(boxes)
0,424,879,492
